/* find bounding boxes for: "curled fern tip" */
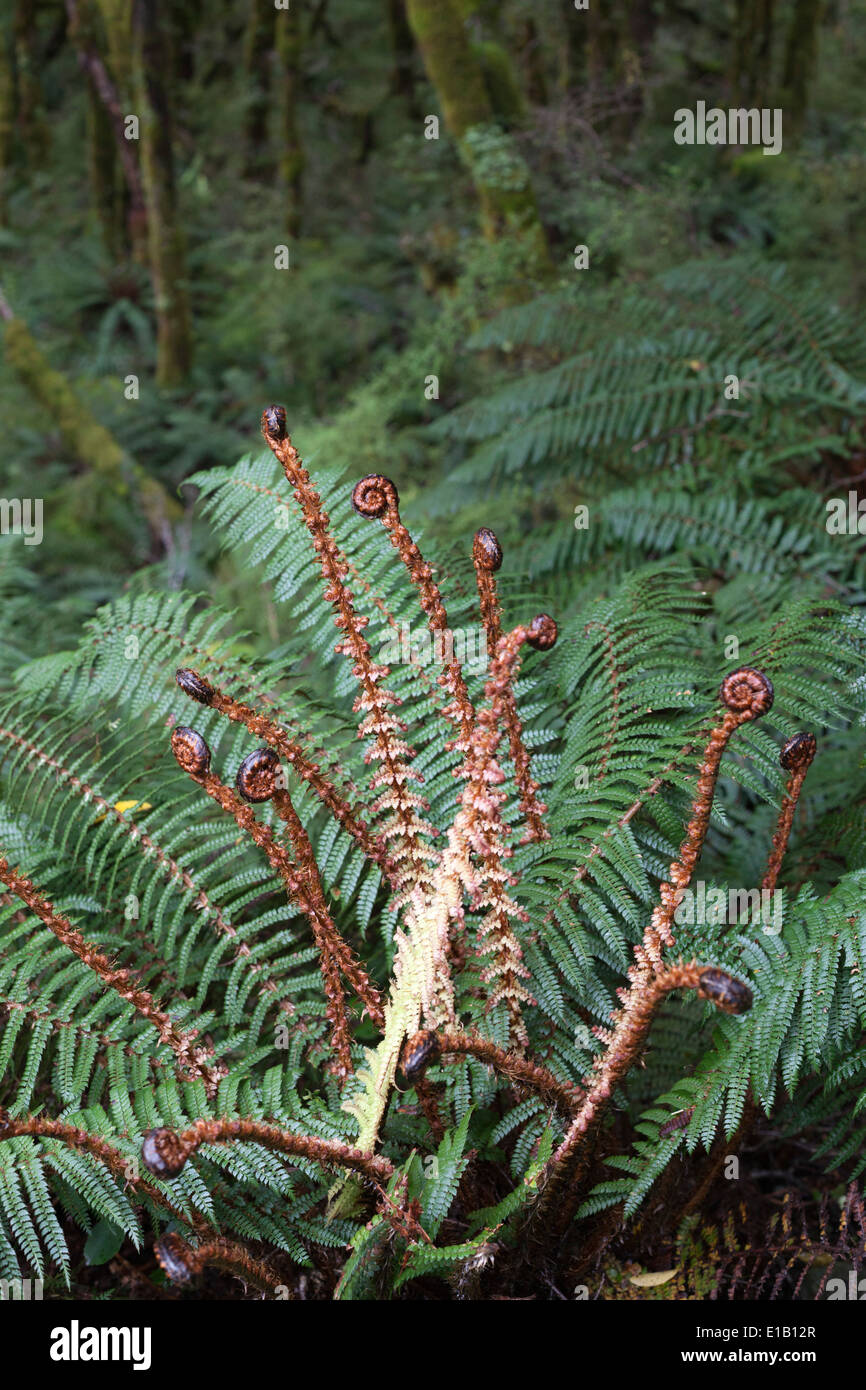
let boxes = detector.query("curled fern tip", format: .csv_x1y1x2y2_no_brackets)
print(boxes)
473,527,503,572
262,404,287,440
142,1127,189,1178
400,1030,441,1083
526,613,557,651
780,731,817,771
236,747,282,803
698,967,753,1015
175,667,214,705
719,667,774,719
351,473,399,518
171,727,211,779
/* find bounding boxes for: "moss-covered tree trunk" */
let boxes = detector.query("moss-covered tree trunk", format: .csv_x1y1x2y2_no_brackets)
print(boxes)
404,0,550,271
0,292,179,539
132,0,192,388
0,25,14,226
276,3,303,237
95,0,132,85
731,0,776,108
68,0,148,262
780,0,822,138
385,0,419,118
516,16,548,107
558,0,587,92
586,0,621,93
13,0,49,161
242,0,276,179
86,80,124,258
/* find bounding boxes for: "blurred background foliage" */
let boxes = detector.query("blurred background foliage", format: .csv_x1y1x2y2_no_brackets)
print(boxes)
0,0,864,657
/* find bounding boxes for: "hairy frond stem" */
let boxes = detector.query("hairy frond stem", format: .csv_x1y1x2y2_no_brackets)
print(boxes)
762,732,817,893
0,858,219,1093
473,527,552,843
141,1118,394,1185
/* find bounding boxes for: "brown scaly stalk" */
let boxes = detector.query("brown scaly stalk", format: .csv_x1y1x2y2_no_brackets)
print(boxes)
524,961,754,1256
155,1232,285,1296
170,728,383,1076
400,1027,583,1118
761,732,817,893
455,617,558,1043
344,614,559,1161
140,1117,394,1187
352,473,476,743
0,1112,194,1226
262,409,438,908
473,527,551,843
234,745,386,1024
352,489,551,1041
643,667,775,967
524,668,774,1249
174,666,395,881
0,722,299,1020
0,858,220,1095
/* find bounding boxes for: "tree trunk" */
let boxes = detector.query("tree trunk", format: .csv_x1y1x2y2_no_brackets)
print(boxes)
242,0,276,179
86,80,124,257
132,0,193,389
586,1,621,93
559,0,588,93
731,0,776,108
385,0,419,118
0,292,180,540
517,17,548,108
276,3,303,236
404,0,550,271
13,0,49,160
0,26,13,226
66,0,146,260
781,0,822,137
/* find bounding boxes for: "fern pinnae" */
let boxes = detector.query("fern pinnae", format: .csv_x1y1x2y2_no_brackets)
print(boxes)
169,727,383,1077
262,409,438,910
0,859,219,1093
352,473,476,742
175,666,392,877
473,527,551,845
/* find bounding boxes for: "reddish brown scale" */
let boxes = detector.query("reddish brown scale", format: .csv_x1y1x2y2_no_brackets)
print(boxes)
142,1127,189,1179
761,731,817,894
262,414,435,907
171,727,211,779
780,731,817,773
473,527,503,572
173,670,393,880
527,613,558,651
698,967,753,1016
175,667,215,706
236,747,282,803
436,1028,583,1115
171,749,386,1064
351,473,399,518
471,536,551,851
142,1116,395,1186
0,859,218,1093
659,1106,695,1139
401,1029,441,1083
155,1233,197,1285
351,470,473,715
719,667,774,719
263,404,287,440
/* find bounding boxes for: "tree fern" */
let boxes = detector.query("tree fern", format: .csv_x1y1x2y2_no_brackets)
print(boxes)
1,407,864,1299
